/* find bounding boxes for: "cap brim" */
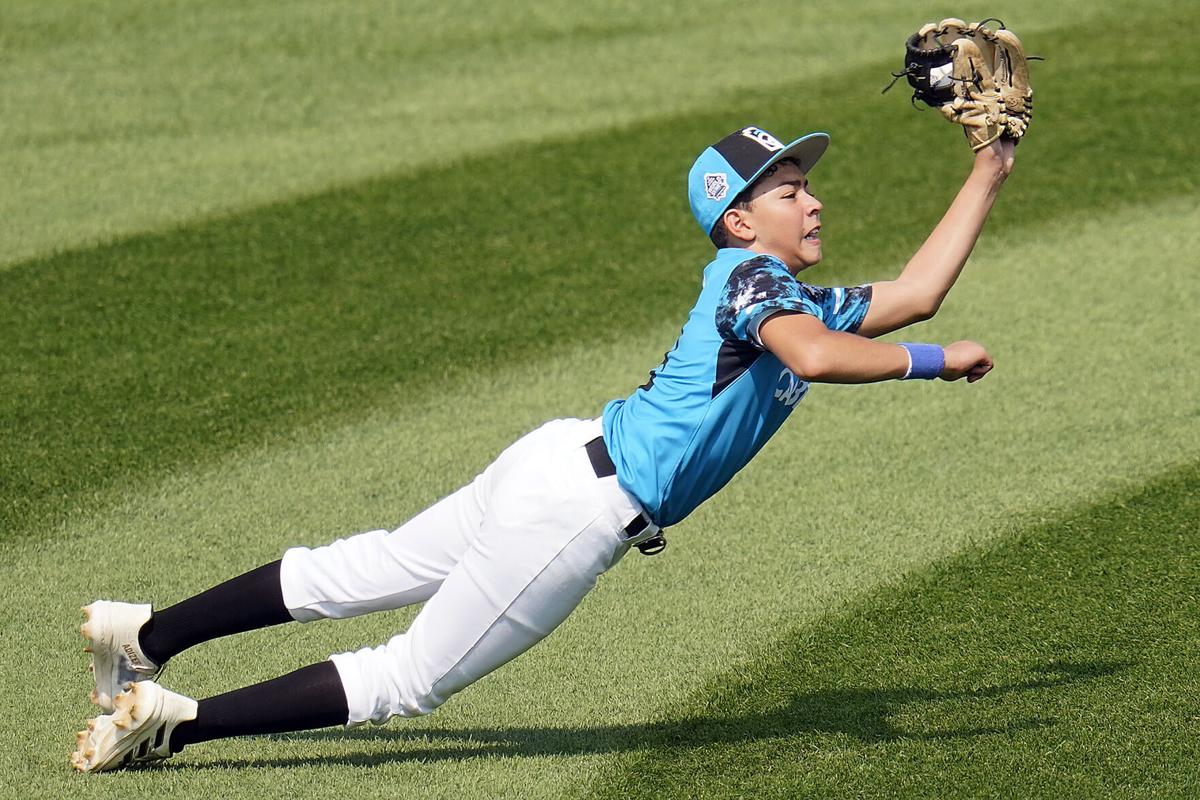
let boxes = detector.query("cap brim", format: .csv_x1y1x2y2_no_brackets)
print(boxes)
743,131,830,189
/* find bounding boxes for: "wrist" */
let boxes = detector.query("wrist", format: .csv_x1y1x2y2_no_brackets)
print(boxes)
899,343,945,380
971,148,1012,186
969,161,1007,192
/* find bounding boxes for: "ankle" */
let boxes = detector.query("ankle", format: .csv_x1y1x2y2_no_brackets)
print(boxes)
136,615,169,667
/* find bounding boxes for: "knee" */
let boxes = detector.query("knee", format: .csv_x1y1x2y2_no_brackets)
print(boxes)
330,636,448,725
279,532,391,622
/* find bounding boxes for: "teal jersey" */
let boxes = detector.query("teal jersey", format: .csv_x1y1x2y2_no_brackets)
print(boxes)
601,248,872,527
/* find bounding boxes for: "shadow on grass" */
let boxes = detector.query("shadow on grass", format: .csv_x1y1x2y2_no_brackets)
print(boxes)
165,659,1126,771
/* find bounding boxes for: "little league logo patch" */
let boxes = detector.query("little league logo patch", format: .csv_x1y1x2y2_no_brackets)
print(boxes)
704,172,729,201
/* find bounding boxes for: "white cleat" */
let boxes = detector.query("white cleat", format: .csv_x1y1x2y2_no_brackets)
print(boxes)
80,601,162,712
70,681,197,773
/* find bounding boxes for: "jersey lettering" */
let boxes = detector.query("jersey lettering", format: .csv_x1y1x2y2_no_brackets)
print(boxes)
773,368,808,407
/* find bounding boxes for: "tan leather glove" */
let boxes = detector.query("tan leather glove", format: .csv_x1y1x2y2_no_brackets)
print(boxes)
886,18,1035,152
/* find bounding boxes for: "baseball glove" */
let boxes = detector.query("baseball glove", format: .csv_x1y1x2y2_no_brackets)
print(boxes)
885,18,1034,151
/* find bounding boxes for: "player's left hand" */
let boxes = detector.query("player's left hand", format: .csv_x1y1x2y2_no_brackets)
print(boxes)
974,138,1016,180
940,340,994,383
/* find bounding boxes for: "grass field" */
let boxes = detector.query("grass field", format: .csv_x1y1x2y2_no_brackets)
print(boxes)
1,1,1198,797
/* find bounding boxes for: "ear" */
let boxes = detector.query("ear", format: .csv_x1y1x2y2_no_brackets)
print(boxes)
722,206,756,244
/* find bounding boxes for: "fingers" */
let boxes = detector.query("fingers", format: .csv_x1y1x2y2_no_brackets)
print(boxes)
965,360,993,383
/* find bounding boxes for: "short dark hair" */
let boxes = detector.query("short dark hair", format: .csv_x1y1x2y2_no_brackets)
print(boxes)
708,195,752,248
707,159,799,249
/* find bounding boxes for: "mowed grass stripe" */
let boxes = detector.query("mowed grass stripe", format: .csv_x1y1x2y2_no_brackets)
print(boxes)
589,461,1200,800
3,194,1194,799
3,8,1196,545
0,0,1140,269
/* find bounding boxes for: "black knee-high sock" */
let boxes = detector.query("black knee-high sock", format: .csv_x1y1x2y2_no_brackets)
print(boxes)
169,661,350,752
138,560,293,665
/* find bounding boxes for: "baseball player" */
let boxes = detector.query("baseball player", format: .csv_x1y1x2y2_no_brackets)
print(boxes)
71,125,1013,772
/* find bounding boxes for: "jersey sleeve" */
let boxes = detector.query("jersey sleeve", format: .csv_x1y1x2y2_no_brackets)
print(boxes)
804,282,873,333
715,255,823,349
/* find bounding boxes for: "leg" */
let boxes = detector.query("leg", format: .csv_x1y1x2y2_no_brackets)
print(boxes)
71,662,349,772
81,560,291,710
138,560,291,665
170,661,349,750
83,466,494,711
276,418,567,623
278,478,489,622
82,479,629,768
73,476,495,767
331,420,636,723
73,419,651,769
334,506,626,723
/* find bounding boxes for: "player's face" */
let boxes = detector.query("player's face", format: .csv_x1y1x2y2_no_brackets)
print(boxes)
741,162,823,272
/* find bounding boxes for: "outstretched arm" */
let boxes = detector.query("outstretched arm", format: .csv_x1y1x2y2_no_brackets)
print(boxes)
856,139,1015,338
759,311,993,384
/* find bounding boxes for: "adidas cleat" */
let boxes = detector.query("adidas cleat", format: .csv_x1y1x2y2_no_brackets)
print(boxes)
70,681,197,773
80,601,161,712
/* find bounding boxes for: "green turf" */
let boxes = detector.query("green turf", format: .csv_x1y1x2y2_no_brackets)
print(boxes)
589,461,1200,799
1,0,1197,797
1,192,1194,797
3,7,1196,548
0,0,1146,269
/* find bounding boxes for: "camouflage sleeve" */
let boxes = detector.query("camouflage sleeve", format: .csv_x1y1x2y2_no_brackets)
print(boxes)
807,282,874,333
714,255,822,349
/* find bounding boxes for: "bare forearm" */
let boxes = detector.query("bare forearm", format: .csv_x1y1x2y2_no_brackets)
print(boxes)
857,142,1014,338
797,332,909,383
759,312,995,385
896,164,1005,310
762,314,908,383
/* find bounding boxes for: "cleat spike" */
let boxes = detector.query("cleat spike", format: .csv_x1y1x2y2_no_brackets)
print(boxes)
76,731,88,747
80,622,93,640
83,646,93,653
86,719,97,732
88,664,95,674
90,688,100,704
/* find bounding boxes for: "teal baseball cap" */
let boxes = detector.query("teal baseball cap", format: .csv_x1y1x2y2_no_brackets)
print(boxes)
688,126,830,236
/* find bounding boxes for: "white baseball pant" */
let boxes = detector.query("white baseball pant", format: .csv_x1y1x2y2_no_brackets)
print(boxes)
278,417,659,726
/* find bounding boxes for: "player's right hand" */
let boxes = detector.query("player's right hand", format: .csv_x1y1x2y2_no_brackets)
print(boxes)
940,340,993,383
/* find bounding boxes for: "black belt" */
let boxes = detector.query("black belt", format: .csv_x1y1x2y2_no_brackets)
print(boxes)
585,436,667,556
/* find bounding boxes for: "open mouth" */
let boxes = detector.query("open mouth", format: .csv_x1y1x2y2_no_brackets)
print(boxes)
804,226,821,242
